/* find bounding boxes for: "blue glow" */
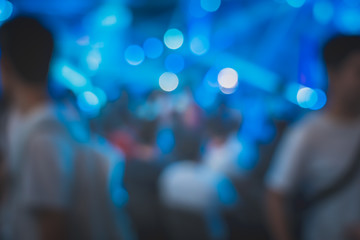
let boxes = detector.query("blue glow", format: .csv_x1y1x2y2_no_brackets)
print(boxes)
165,54,185,73
61,66,88,88
194,68,219,109
313,1,334,24
98,4,132,29
77,91,101,116
52,60,90,92
201,0,221,12
310,89,327,110
286,0,306,8
112,188,129,207
202,53,280,92
143,38,164,59
336,7,360,34
194,85,218,109
124,45,145,66
164,28,184,50
238,141,258,171
86,49,102,71
157,128,175,154
204,68,220,88
190,36,210,55
284,83,301,104
0,1,13,22
159,72,179,92
297,87,318,109
217,178,238,206
92,87,107,107
343,0,360,7
77,36,90,46
104,86,121,102
188,0,207,18
83,91,99,106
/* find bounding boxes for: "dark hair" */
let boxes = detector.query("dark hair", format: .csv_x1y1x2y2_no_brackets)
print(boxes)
0,16,54,86
323,35,360,70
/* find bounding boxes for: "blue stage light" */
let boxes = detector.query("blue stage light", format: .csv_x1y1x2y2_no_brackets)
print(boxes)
286,0,306,8
159,72,179,92
190,36,210,56
98,4,132,29
313,0,334,24
164,28,184,50
61,66,87,88
86,49,102,71
201,0,221,12
0,1,13,22
165,54,185,73
52,61,90,92
143,38,164,59
310,89,327,110
77,91,101,116
92,87,107,107
124,45,145,66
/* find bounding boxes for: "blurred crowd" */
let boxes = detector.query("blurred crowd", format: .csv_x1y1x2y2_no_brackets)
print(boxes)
1,15,360,240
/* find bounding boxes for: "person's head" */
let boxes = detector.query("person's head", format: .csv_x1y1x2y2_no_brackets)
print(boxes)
323,35,360,115
0,16,54,102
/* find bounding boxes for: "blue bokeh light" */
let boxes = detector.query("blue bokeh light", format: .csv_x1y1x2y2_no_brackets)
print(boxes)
124,45,145,66
310,89,327,110
165,54,185,73
313,0,334,24
143,38,164,59
86,49,102,71
164,28,184,50
77,91,101,116
336,7,360,34
190,36,210,56
97,4,132,29
201,0,222,12
92,87,107,107
286,0,306,8
296,87,318,109
51,60,90,93
0,1,13,22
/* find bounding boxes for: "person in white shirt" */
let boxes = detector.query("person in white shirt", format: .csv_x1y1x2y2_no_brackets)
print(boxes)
266,35,360,240
0,16,129,240
159,159,238,239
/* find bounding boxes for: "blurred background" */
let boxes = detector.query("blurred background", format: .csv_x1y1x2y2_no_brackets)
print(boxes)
0,0,359,239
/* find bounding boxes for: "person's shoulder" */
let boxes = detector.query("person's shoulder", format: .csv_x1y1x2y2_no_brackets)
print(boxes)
288,111,325,136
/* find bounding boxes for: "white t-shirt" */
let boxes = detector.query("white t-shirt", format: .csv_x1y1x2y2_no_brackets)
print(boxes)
159,161,238,211
1,103,129,240
2,103,74,240
159,161,238,239
266,112,360,240
203,134,244,179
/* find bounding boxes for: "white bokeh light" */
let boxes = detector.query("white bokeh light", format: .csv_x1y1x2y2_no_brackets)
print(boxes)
159,72,179,92
218,68,238,89
164,29,184,50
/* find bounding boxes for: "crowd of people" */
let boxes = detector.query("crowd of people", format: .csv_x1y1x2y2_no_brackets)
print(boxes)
0,15,360,240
